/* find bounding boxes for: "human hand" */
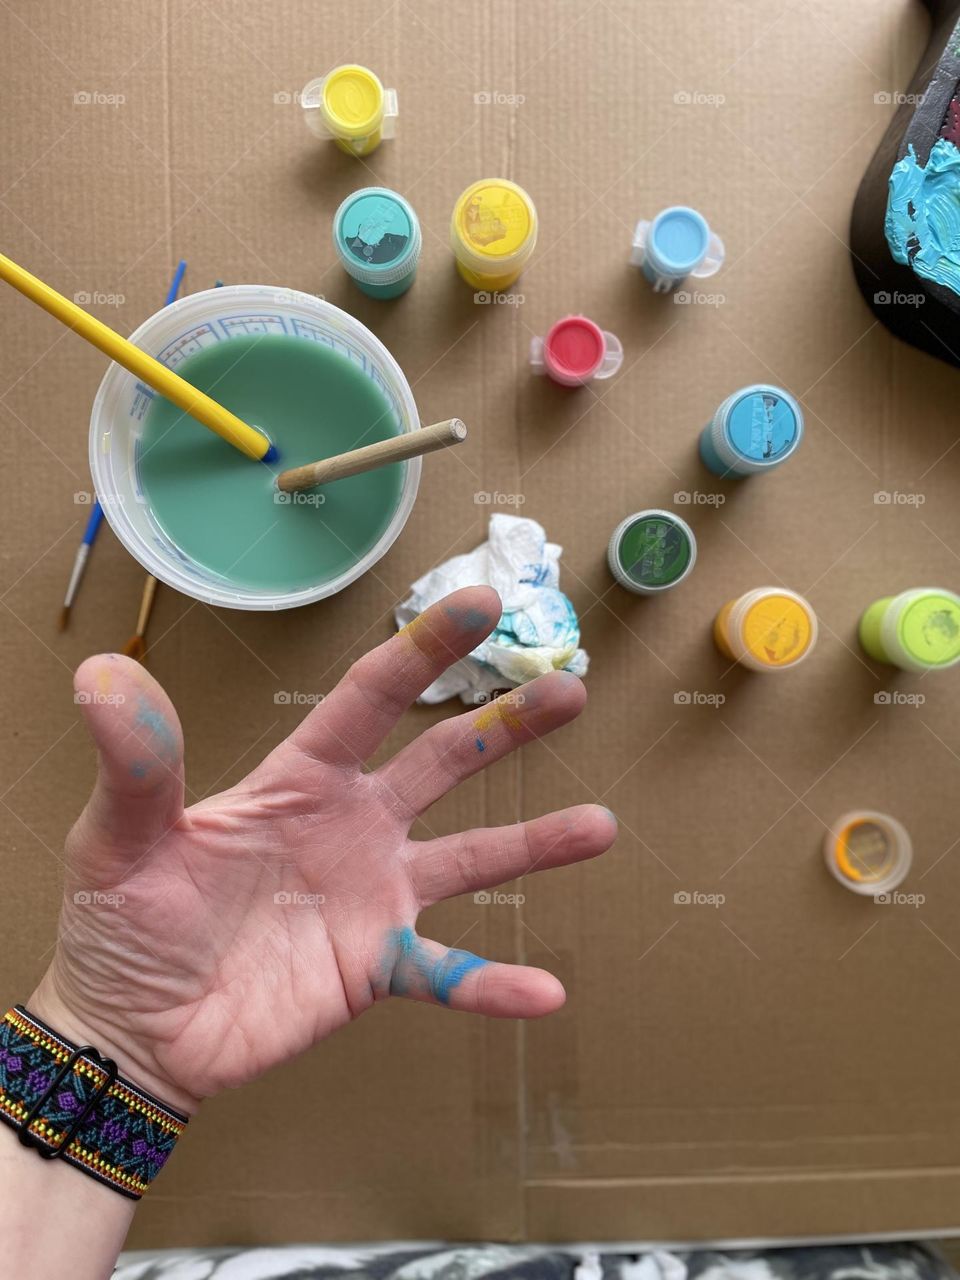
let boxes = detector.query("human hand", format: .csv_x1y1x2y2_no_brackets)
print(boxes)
31,586,616,1115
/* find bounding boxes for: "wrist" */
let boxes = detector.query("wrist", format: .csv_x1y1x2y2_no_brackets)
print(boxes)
28,972,201,1119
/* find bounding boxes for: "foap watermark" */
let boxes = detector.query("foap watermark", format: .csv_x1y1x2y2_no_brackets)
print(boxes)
474,490,526,506
673,90,725,107
473,890,526,907
874,90,927,106
873,290,925,307
74,90,125,107
74,690,125,706
274,490,326,506
874,890,925,907
474,290,524,307
472,688,524,706
272,90,304,106
874,489,925,506
674,690,725,707
674,489,725,507
674,890,725,907
274,890,326,907
874,690,926,706
73,290,126,308
674,290,725,307
274,690,325,706
73,889,125,907
74,491,125,507
473,90,526,107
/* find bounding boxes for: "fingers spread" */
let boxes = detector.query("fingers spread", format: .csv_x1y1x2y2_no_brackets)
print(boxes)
286,585,502,768
384,927,565,1017
409,804,618,907
376,670,586,819
72,653,185,853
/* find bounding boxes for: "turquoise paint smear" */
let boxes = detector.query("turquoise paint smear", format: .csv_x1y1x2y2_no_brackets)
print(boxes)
385,927,486,1003
886,137,960,294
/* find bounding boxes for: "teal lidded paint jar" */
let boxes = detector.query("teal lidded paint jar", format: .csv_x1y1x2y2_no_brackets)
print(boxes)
699,383,803,477
333,187,421,299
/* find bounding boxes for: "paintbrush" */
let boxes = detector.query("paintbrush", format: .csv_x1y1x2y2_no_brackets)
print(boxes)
276,418,467,493
122,574,159,663
58,500,105,630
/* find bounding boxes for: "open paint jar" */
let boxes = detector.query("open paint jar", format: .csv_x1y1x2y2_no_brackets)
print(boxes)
90,286,421,611
823,810,912,896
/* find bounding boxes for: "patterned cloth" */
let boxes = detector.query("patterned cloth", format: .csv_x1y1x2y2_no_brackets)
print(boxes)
0,1005,186,1198
113,1242,956,1280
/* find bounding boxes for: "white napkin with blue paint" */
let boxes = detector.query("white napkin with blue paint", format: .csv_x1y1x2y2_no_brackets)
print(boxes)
395,514,589,704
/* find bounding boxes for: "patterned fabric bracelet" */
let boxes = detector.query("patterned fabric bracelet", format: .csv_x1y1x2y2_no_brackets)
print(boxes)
0,1005,187,1198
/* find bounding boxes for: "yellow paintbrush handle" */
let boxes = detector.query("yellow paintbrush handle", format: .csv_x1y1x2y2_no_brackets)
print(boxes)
0,252,274,462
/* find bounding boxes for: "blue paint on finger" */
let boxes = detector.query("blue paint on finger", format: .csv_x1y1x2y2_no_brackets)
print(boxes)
385,927,487,1003
475,736,486,752
429,948,486,1004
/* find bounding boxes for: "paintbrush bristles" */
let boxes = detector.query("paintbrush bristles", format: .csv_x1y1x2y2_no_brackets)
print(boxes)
122,575,159,664
276,418,467,494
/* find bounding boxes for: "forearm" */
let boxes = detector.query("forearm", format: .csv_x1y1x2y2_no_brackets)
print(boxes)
0,1132,135,1280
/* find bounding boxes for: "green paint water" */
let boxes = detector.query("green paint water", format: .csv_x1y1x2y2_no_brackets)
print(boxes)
138,335,404,593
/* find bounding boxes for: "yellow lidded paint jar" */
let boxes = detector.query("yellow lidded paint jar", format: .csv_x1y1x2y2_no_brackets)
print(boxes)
301,65,398,157
713,587,817,672
450,179,538,290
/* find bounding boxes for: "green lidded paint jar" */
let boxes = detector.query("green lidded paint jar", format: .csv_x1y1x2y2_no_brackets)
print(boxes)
333,187,421,299
607,509,697,595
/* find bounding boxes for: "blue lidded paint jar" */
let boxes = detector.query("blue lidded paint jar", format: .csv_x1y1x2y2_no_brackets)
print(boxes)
632,205,724,292
699,384,804,477
333,187,421,299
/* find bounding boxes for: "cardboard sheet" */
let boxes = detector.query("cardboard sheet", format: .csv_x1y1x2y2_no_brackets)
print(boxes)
2,0,959,1248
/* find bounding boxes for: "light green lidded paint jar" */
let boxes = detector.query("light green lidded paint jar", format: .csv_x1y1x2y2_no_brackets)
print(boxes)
607,509,697,595
859,587,960,672
333,187,422,299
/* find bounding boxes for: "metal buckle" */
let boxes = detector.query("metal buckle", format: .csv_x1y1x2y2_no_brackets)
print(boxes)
18,1045,118,1159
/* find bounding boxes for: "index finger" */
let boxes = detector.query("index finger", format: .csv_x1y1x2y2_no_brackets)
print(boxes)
285,585,501,767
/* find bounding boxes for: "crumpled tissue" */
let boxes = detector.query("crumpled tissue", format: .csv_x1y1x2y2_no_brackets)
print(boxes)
395,514,589,705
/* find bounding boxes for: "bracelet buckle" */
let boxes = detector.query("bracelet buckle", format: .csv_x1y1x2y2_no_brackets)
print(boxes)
18,1044,117,1159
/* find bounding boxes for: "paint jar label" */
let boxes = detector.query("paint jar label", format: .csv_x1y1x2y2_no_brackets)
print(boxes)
741,594,814,666
726,390,799,464
616,515,692,588
455,183,534,259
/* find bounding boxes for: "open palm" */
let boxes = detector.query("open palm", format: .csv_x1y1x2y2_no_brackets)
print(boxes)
33,586,615,1114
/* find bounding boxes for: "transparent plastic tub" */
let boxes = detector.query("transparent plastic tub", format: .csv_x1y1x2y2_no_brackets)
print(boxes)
89,285,421,611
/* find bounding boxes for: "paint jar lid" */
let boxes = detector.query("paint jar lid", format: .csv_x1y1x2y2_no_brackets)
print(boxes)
646,206,710,276
897,590,960,668
450,179,538,275
824,810,912,896
333,188,422,287
739,590,817,668
320,65,385,138
723,385,803,467
545,316,605,381
607,510,697,593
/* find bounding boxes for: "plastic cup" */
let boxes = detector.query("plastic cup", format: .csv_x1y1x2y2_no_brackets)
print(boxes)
630,206,725,293
89,285,421,611
823,810,912,896
859,587,960,671
714,587,818,671
529,315,623,386
301,65,398,156
607,510,697,595
450,179,537,291
333,188,421,299
699,384,804,477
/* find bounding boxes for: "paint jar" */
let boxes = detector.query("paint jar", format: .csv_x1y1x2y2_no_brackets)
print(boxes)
823,810,912,896
450,179,538,291
89,286,421,611
630,206,725,293
714,587,818,671
699,384,803,477
529,315,623,386
859,587,960,672
301,65,398,157
607,510,697,595
333,188,421,299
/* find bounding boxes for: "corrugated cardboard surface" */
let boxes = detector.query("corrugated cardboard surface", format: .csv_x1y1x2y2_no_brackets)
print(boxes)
2,0,959,1249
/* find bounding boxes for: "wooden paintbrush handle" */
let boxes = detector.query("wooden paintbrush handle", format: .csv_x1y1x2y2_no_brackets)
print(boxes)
136,575,159,636
276,418,467,493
